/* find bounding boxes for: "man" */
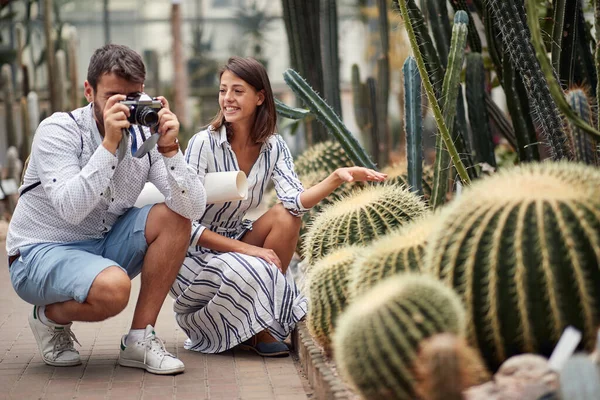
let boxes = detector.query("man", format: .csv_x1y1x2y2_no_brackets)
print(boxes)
6,44,206,375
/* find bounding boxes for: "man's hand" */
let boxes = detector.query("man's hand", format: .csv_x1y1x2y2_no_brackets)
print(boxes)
102,94,130,154
156,97,180,157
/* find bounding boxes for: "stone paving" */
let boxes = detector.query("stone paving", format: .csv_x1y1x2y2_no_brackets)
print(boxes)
0,246,312,400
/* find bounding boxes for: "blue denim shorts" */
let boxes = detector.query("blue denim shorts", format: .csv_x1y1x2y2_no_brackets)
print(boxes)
9,205,153,306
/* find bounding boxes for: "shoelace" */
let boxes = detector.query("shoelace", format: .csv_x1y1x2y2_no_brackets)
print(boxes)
50,326,81,356
141,334,175,365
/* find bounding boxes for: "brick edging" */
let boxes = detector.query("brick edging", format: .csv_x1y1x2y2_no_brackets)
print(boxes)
291,321,353,400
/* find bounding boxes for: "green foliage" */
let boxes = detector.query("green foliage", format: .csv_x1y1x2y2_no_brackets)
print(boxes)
302,184,428,265
426,162,600,370
333,274,466,400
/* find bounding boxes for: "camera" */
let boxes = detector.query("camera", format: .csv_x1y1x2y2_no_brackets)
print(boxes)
120,92,162,128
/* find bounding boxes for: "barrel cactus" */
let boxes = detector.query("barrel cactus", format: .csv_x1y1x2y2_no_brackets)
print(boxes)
302,184,428,264
350,213,436,298
293,140,353,178
425,162,600,370
333,274,466,400
306,245,361,353
382,162,434,203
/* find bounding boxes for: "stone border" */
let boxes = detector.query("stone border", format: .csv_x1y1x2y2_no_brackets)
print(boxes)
291,321,353,400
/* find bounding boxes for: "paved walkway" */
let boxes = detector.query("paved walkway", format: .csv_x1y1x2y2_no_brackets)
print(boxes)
0,246,312,399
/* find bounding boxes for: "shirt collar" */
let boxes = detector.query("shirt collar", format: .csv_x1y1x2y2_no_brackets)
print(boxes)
214,124,273,153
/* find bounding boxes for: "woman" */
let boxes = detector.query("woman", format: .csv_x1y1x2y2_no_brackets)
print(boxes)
171,56,386,357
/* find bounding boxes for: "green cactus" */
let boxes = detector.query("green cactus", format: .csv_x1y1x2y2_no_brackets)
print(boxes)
319,0,342,117
351,64,370,135
306,245,361,353
425,162,600,370
559,354,600,400
333,274,466,400
349,214,436,299
381,163,433,203
403,56,423,196
448,0,482,53
2,64,17,149
565,89,597,165
396,0,471,187
551,0,567,75
294,140,353,178
466,53,495,169
414,334,490,400
426,0,452,65
302,184,428,264
283,68,376,170
274,98,311,120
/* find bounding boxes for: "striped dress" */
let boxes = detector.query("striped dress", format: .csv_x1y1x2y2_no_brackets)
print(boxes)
170,126,309,353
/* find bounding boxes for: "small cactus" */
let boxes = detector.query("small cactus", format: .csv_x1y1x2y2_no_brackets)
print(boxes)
426,162,600,370
306,245,361,354
293,140,353,178
333,274,466,400
302,184,428,264
414,334,490,400
349,213,436,298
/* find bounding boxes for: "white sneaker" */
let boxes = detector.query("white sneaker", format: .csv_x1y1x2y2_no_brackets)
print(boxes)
28,306,81,366
118,325,185,375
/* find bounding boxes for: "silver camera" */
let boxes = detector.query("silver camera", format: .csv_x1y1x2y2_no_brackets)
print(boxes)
120,92,162,128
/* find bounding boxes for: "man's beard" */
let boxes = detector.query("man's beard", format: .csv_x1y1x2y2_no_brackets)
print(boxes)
92,101,105,136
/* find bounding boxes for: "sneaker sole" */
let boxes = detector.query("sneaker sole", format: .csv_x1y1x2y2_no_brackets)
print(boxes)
28,314,81,367
238,344,290,358
118,358,185,375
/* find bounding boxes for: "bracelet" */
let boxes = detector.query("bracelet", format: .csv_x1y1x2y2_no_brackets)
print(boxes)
157,138,180,154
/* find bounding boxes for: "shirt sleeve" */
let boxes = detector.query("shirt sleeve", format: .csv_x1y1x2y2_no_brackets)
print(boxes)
271,135,308,217
148,140,207,221
33,113,117,225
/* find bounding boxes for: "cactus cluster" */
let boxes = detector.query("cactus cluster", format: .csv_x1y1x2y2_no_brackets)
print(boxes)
349,213,435,299
293,140,352,178
426,162,600,370
302,184,428,264
333,274,466,400
306,245,361,353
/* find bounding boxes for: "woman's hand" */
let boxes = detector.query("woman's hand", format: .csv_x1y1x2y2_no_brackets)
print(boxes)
241,244,283,272
334,167,388,183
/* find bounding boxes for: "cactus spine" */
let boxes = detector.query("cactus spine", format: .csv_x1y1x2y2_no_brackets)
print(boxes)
303,184,428,264
396,0,471,187
350,214,435,299
466,52,495,168
319,0,341,117
333,274,466,400
565,89,597,165
283,68,376,169
403,56,423,196
414,334,490,400
2,64,17,149
306,245,360,353
426,162,600,370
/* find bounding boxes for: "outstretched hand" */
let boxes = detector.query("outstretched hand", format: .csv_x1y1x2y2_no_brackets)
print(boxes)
334,167,387,183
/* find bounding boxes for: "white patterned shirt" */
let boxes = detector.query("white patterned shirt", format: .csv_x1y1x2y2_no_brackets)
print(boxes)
6,104,206,256
186,126,308,246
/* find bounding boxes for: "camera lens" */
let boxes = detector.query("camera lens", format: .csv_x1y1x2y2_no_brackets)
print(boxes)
136,107,159,127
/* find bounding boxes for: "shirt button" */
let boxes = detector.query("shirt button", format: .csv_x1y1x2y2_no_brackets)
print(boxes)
112,166,115,170
181,190,185,194
100,193,103,196
111,198,114,202
171,166,175,170
53,179,56,182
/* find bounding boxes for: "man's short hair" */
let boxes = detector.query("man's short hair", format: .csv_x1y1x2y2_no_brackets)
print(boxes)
87,44,146,91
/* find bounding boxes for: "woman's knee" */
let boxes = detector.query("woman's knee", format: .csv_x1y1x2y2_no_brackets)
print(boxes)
87,266,131,319
272,204,301,230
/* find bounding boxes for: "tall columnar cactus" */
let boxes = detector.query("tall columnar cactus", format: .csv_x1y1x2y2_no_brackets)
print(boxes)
274,98,311,120
55,49,67,111
559,354,600,400
293,140,352,178
283,68,376,170
2,64,17,149
565,89,597,166
44,0,60,113
431,11,471,209
403,56,423,196
21,91,39,163
448,0,482,52
486,0,573,160
349,214,435,299
425,162,600,370
396,1,471,187
426,0,452,65
333,274,466,400
351,64,370,140
66,26,78,109
319,0,341,117
302,184,428,264
466,53,496,168
306,245,361,353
